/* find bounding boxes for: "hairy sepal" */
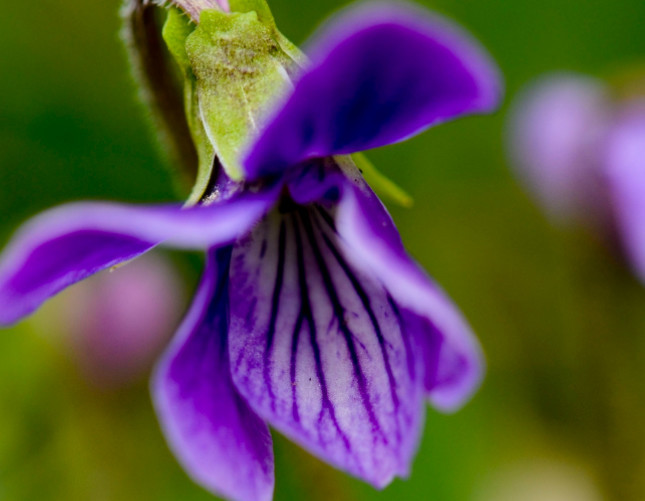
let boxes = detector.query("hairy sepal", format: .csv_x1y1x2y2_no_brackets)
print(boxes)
186,9,293,180
163,8,216,205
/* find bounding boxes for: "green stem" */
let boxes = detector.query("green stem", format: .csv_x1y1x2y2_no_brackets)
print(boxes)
122,0,199,192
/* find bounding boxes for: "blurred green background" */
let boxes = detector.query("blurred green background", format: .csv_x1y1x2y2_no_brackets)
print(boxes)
2,0,645,500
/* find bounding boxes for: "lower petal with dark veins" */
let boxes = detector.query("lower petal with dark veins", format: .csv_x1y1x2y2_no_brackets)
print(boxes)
228,207,425,488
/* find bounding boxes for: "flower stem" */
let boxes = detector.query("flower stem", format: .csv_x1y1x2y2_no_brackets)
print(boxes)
122,0,202,192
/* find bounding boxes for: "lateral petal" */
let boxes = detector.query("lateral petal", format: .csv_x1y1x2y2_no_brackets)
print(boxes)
333,164,483,410
153,248,274,501
0,189,277,325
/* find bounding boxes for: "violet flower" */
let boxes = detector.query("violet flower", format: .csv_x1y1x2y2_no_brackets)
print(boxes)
0,3,501,500
507,73,645,283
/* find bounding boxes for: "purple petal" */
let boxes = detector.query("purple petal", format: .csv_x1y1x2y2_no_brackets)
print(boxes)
285,158,345,206
507,74,611,224
153,248,274,501
605,102,645,283
331,162,483,411
0,190,277,326
228,207,425,487
282,159,480,409
244,1,502,179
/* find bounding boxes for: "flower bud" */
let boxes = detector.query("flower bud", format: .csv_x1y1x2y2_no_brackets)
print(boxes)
42,253,185,388
506,74,611,226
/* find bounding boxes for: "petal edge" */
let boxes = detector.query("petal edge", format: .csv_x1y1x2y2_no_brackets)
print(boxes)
0,190,277,326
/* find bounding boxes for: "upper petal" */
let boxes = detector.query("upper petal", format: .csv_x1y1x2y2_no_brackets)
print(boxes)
0,189,277,326
243,1,502,179
228,207,425,487
604,102,645,284
332,159,483,411
153,248,274,501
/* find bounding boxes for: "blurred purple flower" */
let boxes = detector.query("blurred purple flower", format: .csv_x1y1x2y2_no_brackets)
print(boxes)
507,73,645,282
0,3,501,500
507,74,611,225
605,102,645,282
59,253,184,388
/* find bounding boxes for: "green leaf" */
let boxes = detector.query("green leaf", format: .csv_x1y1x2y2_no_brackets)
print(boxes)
352,153,414,208
186,9,292,180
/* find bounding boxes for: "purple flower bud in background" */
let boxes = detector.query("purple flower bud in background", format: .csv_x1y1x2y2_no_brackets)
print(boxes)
508,72,645,284
506,74,611,226
57,253,185,388
605,101,645,282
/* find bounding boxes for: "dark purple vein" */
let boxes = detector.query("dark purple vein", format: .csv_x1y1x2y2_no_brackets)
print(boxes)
293,214,351,450
317,216,401,417
300,210,385,442
263,219,287,412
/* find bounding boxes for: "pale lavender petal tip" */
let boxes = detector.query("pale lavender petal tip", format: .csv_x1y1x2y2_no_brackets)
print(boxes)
507,73,611,223
244,1,503,179
153,249,274,501
0,192,277,326
604,102,645,283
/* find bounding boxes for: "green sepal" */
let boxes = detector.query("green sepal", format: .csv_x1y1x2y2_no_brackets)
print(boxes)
162,9,216,205
229,0,306,67
186,9,292,180
162,8,193,75
352,153,414,208
229,0,275,25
